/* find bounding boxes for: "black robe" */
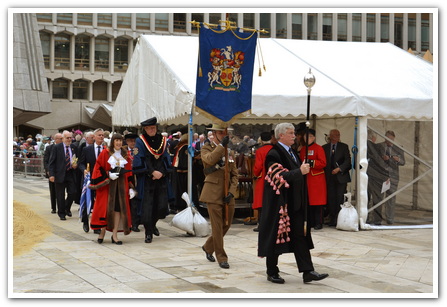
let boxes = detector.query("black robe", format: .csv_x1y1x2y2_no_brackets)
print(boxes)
257,143,314,257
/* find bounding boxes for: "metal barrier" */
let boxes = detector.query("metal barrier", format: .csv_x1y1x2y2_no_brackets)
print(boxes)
13,157,45,177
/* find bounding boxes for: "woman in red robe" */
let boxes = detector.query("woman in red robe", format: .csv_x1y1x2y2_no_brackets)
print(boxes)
89,133,133,244
299,129,327,230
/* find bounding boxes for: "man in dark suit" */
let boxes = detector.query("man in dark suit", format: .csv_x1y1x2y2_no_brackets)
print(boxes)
322,129,352,226
43,133,63,214
49,130,79,220
258,123,328,284
78,128,105,231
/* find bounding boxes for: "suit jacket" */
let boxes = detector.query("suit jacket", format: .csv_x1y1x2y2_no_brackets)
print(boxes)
48,142,78,183
377,142,405,182
322,141,351,184
43,143,55,174
199,142,238,205
79,143,104,175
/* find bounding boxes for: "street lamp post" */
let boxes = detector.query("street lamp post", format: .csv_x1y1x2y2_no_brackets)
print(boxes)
303,68,316,236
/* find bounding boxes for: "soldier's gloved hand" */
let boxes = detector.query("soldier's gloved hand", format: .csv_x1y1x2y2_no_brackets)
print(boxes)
109,172,119,180
222,192,234,203
221,135,230,147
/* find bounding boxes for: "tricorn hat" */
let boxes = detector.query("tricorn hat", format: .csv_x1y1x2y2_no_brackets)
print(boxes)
260,131,272,142
207,123,234,131
124,133,138,140
140,117,157,127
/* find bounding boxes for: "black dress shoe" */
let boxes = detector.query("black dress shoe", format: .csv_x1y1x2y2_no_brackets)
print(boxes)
267,274,285,284
314,224,323,230
131,226,140,232
111,236,123,245
153,227,160,236
303,271,329,283
253,227,259,232
97,237,104,244
66,211,72,217
94,229,101,234
51,210,56,214
202,246,215,262
219,261,230,269
145,235,152,243
60,216,66,220
83,223,89,233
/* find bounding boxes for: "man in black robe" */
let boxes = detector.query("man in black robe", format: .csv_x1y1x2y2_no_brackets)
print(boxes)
258,122,329,284
132,117,171,243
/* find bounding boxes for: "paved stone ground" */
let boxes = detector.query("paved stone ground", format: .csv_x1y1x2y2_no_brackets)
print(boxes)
10,174,436,299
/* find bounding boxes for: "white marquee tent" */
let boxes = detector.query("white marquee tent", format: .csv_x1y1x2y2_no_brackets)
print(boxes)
113,34,435,229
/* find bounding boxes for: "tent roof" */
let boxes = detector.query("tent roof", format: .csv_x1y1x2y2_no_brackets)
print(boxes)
112,35,433,127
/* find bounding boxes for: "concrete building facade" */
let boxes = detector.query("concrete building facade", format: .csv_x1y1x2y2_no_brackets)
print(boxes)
12,11,434,137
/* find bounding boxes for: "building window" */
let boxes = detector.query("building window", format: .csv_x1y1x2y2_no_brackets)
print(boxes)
136,13,150,30
366,13,376,42
227,13,238,24
75,34,90,70
57,13,72,24
276,13,287,38
114,37,129,72
352,13,362,42
155,13,169,31
95,36,109,71
112,81,122,101
381,14,389,42
421,13,430,51
73,79,88,100
244,13,255,28
174,13,186,32
53,78,69,99
337,13,347,41
307,13,318,40
394,14,403,48
408,14,417,50
191,13,204,34
209,13,221,24
93,80,108,101
323,13,332,41
98,13,112,27
36,13,52,23
292,13,302,39
77,13,92,26
39,31,51,69
54,33,70,69
260,13,271,38
117,13,131,29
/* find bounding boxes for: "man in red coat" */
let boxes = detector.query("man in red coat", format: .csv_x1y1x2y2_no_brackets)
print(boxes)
252,131,274,232
299,129,327,230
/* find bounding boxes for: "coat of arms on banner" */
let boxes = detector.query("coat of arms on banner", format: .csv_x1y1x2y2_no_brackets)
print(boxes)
207,46,245,91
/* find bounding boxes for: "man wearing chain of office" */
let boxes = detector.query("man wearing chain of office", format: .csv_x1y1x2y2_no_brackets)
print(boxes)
132,117,172,243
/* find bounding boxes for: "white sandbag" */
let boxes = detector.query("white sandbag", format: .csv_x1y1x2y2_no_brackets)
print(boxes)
336,200,359,232
192,207,210,237
170,192,195,235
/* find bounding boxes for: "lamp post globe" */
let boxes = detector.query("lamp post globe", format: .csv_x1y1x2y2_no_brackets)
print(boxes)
304,68,316,90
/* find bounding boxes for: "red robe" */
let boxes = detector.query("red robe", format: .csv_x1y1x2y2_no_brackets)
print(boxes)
252,144,273,209
299,142,327,206
90,148,133,234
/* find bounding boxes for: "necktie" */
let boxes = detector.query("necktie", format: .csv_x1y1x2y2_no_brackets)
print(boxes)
331,144,336,169
289,148,297,162
65,146,71,171
97,145,101,158
386,146,391,156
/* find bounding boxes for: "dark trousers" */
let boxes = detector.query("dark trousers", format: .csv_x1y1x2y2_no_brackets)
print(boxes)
54,171,76,218
266,236,314,275
326,175,347,224
48,180,57,211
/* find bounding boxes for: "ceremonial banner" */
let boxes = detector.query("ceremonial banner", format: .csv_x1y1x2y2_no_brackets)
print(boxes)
196,24,258,124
